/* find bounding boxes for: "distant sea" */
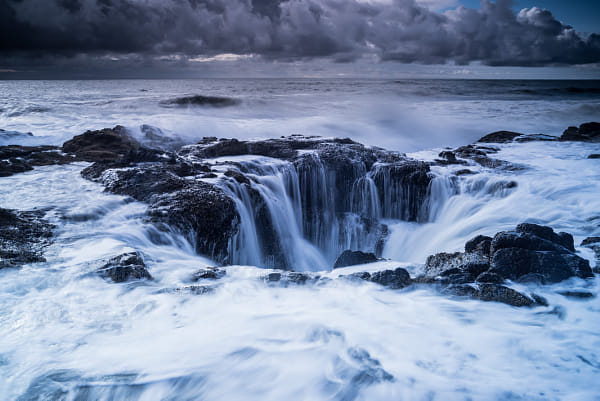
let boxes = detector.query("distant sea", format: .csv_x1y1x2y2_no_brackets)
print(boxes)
1,79,599,151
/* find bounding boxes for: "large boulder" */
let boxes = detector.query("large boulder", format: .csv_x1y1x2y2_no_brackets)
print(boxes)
62,125,142,162
560,122,600,142
0,208,54,268
488,223,591,283
418,223,593,305
333,250,379,268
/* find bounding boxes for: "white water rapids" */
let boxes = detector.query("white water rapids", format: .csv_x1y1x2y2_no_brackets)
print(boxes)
1,138,599,400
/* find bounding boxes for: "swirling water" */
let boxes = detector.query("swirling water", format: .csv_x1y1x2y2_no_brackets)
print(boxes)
1,79,600,400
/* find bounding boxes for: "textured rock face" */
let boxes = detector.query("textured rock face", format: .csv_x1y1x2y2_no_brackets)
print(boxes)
560,122,600,142
333,250,379,269
80,133,433,268
62,125,142,162
477,130,524,143
0,145,77,177
97,252,152,282
0,208,54,268
417,223,593,306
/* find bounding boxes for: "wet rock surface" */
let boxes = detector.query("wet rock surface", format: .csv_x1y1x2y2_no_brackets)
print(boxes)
477,130,524,143
0,145,77,177
333,250,379,269
62,125,143,162
560,122,600,142
80,133,432,268
192,267,226,281
415,223,593,306
0,208,54,268
97,252,152,283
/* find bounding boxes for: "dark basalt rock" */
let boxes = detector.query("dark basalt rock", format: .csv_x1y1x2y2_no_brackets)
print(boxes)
333,250,379,269
476,284,539,307
0,145,78,177
263,271,321,286
558,290,595,299
588,154,600,159
560,122,600,142
452,144,522,171
192,267,226,281
0,208,54,268
97,252,152,283
443,283,545,307
147,186,239,265
419,223,593,306
62,125,142,162
369,268,412,289
465,235,492,256
516,223,575,252
160,95,240,108
423,251,488,278
489,240,592,284
435,151,468,166
477,130,524,143
475,272,505,284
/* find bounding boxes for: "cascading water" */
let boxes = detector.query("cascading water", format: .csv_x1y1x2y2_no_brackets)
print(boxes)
205,152,432,270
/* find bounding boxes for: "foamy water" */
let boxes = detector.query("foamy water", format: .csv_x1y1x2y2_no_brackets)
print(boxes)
1,80,599,400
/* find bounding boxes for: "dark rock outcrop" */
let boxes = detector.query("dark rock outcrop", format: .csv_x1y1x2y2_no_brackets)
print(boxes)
417,223,593,306
560,122,600,142
62,125,142,162
588,154,600,159
369,268,412,289
0,145,77,177
79,134,431,268
97,252,152,282
333,250,379,269
477,130,524,143
0,208,54,268
160,95,240,108
340,267,411,289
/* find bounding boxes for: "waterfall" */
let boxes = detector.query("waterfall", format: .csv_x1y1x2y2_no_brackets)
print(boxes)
211,153,432,270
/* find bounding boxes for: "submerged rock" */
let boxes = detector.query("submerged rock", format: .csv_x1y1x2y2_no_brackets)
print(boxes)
160,95,240,108
97,252,152,283
192,267,226,281
0,208,54,268
333,250,379,269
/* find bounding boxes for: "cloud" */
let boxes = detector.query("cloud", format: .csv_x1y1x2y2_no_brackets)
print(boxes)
0,0,598,72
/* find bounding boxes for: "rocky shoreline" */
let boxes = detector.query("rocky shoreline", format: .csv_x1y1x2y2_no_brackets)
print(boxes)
0,121,598,307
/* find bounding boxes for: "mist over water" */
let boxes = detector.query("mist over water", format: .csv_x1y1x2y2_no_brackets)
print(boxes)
1,79,600,400
1,79,599,151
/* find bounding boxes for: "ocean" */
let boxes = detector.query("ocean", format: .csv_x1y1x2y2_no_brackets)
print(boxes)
1,79,599,400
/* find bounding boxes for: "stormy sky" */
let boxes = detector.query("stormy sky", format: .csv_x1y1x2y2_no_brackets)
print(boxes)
1,0,599,78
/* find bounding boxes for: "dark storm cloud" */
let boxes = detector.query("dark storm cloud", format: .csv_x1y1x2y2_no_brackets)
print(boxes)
1,0,599,68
